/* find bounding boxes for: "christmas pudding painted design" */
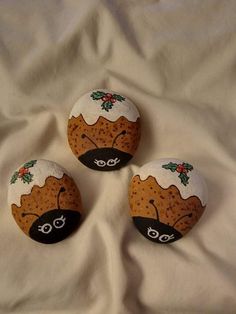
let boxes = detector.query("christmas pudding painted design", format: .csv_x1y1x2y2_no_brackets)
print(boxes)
67,89,141,171
129,159,208,244
8,159,83,244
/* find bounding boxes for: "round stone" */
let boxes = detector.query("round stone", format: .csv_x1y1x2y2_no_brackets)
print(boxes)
67,89,141,171
129,158,208,244
8,159,83,244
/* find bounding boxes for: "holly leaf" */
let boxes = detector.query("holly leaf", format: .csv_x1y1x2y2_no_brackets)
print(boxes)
10,171,19,184
22,173,33,184
90,91,106,100
23,160,37,169
101,101,113,112
162,162,177,172
178,173,190,186
182,162,193,171
112,94,125,102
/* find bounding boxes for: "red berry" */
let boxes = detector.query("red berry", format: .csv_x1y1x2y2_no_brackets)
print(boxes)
106,93,112,98
19,167,29,177
176,164,185,173
102,96,108,101
111,98,116,103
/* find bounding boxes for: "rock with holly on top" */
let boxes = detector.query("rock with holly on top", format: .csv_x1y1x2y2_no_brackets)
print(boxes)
129,158,208,244
8,159,83,244
67,89,141,171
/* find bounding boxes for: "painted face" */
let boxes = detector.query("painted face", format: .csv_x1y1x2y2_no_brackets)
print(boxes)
67,90,141,171
78,131,132,170
21,187,81,244
129,159,208,244
9,160,83,244
133,200,190,244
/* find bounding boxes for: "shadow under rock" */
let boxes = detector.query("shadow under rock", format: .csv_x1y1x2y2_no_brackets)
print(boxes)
121,225,154,314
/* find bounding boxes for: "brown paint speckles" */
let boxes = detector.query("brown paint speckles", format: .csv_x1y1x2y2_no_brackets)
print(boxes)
129,175,205,236
68,114,141,158
11,174,82,236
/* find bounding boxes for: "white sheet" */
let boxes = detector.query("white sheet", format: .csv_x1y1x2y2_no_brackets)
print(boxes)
0,1,236,313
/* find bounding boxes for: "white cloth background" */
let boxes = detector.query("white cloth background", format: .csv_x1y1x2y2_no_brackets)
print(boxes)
0,1,236,313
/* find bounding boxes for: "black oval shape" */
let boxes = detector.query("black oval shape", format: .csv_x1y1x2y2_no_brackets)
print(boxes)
79,147,132,171
29,209,81,244
133,216,182,244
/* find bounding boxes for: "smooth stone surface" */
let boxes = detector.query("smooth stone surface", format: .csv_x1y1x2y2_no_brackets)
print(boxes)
129,158,208,244
67,89,141,171
8,159,83,244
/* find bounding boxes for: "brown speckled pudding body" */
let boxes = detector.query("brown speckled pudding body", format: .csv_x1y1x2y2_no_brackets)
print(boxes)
67,89,141,171
68,114,141,170
129,175,205,242
12,174,82,243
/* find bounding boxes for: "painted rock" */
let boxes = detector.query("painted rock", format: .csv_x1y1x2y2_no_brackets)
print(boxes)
67,89,141,171
129,159,208,244
8,159,83,244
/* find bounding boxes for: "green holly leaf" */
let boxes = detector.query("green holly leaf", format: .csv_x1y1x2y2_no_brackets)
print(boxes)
10,171,19,184
182,162,193,171
178,173,190,186
162,162,177,172
101,101,113,112
22,173,33,184
112,94,125,102
23,160,37,169
90,91,106,100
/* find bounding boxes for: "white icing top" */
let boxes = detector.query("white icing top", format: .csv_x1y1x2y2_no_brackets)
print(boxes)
136,158,208,206
8,159,70,207
69,89,140,125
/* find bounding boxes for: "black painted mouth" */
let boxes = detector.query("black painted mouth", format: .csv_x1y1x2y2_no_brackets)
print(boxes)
78,147,132,171
133,217,182,244
29,209,81,244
